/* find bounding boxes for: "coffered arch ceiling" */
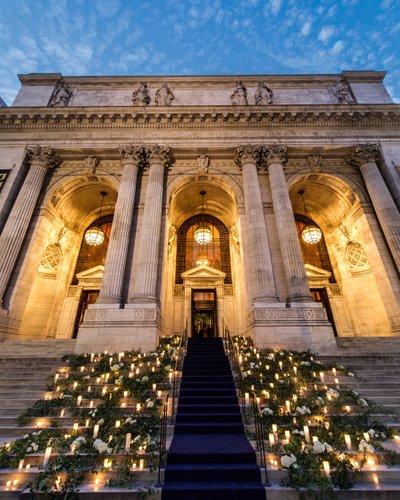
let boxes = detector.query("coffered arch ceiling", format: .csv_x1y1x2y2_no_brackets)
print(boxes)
289,173,360,229
169,176,239,230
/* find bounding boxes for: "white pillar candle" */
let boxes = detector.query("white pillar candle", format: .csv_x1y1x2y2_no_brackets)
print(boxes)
285,400,291,413
285,430,291,442
90,353,95,362
344,434,352,450
269,433,275,446
93,424,99,439
139,459,144,470
43,447,52,466
303,425,310,443
18,459,24,470
363,432,370,442
115,420,120,428
125,433,131,451
319,372,325,382
77,396,82,406
245,393,250,405
332,367,337,376
293,366,297,375
323,461,330,477
54,374,59,383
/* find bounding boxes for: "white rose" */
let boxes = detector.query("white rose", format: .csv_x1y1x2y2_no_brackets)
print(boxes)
281,454,297,468
146,401,154,408
368,429,376,438
323,442,333,453
359,440,375,453
312,441,325,454
261,407,273,415
26,447,32,453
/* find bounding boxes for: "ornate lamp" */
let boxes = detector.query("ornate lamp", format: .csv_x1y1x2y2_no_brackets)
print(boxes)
194,191,213,246
298,189,322,245
84,191,108,246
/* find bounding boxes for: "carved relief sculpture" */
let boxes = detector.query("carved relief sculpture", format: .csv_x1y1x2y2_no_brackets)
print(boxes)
254,81,273,105
230,81,248,105
85,156,99,174
307,154,323,173
333,79,356,104
48,81,73,107
132,82,151,105
197,155,210,173
155,83,174,106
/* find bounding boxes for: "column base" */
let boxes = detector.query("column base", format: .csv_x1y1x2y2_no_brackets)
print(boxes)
247,302,338,355
95,295,123,305
74,303,162,354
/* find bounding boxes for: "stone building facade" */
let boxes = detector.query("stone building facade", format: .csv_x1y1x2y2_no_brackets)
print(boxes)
0,71,399,355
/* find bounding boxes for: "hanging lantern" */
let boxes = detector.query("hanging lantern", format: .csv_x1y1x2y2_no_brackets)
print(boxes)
84,191,108,246
298,189,322,245
194,191,212,246
301,225,322,245
85,227,105,246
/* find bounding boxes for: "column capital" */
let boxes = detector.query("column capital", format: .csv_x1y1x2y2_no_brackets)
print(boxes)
27,145,58,171
345,144,380,168
145,145,172,168
263,144,288,167
119,145,145,167
234,145,263,168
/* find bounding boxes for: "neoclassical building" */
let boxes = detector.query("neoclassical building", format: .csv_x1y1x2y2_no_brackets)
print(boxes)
0,71,399,355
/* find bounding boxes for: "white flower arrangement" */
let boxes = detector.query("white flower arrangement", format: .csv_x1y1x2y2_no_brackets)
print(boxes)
281,454,297,468
312,441,326,454
359,440,375,453
261,407,273,415
296,406,311,415
326,388,340,399
93,438,112,454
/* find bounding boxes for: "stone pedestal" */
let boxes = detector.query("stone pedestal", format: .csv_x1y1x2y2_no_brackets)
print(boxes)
74,303,161,353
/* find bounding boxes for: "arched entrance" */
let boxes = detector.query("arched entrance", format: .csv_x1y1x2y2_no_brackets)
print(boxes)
164,175,245,338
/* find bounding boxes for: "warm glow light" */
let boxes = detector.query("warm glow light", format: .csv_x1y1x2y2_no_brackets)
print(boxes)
323,461,331,477
85,226,105,246
301,225,322,244
194,226,212,245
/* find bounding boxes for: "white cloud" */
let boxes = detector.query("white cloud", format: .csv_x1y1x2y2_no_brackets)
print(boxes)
331,40,344,54
318,26,335,43
301,21,311,36
265,0,282,15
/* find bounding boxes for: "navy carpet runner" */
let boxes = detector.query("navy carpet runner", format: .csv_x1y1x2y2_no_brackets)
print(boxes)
162,337,266,500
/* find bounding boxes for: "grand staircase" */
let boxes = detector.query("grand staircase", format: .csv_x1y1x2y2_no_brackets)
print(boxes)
162,337,265,499
0,336,400,498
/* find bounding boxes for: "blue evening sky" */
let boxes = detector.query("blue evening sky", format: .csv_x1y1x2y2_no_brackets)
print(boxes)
0,0,399,105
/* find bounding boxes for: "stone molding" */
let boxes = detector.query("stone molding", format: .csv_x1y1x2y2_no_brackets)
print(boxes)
345,144,380,167
306,154,323,172
2,106,399,130
27,145,58,170
84,307,158,323
264,144,288,166
234,145,262,168
252,306,327,322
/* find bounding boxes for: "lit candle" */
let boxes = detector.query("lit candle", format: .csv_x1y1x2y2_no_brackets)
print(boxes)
60,409,65,417
363,432,370,442
136,403,141,412
269,433,275,446
73,423,79,432
157,390,162,397
285,400,291,414
77,396,82,406
152,384,156,391
332,367,337,376
85,419,90,427
139,459,144,470
344,434,352,450
293,366,297,375
118,352,124,361
93,424,99,439
285,430,291,442
125,433,131,451
344,405,351,413
124,391,128,398
90,353,95,362
303,425,310,443
115,420,120,428
334,377,339,386
73,382,78,389
105,373,110,383
323,461,330,477
272,424,278,434
89,400,94,408
18,459,24,470
245,393,250,406
279,361,283,370
54,374,59,383
312,436,318,444
319,372,325,383
43,447,52,466
168,372,172,383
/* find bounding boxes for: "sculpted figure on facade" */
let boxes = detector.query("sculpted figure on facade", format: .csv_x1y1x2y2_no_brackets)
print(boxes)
168,224,177,253
48,81,73,107
197,155,210,173
333,79,356,104
230,81,248,106
254,81,273,105
307,154,323,173
132,82,151,106
84,156,99,174
155,83,174,106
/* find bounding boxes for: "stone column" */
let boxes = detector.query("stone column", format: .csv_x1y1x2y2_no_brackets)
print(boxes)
131,145,170,302
97,146,144,305
346,144,400,272
265,145,313,302
234,145,277,302
0,146,57,307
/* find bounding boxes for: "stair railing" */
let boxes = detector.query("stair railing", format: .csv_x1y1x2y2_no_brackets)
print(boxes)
170,326,187,424
250,391,271,486
222,324,270,487
156,394,169,487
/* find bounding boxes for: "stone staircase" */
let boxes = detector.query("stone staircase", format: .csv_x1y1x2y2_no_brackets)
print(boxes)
1,338,400,498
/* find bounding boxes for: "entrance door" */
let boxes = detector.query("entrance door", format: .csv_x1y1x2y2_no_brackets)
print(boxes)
310,288,337,337
192,289,217,338
73,290,99,338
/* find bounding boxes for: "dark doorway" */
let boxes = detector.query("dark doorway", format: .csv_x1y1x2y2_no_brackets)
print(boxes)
310,288,337,337
192,289,217,338
73,290,99,339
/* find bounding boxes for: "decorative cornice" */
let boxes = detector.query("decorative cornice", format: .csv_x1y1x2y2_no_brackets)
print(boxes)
345,144,380,167
234,145,263,168
263,144,288,166
27,145,58,170
1,105,399,131
119,145,145,167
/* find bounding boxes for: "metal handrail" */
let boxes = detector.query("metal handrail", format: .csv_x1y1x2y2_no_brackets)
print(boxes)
156,394,169,487
222,324,270,486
